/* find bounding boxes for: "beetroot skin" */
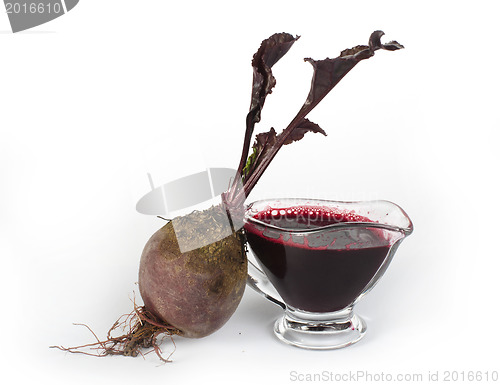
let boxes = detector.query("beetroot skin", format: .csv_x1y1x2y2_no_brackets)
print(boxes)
138,207,247,338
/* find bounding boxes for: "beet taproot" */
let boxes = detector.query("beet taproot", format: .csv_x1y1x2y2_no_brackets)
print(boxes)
139,205,247,338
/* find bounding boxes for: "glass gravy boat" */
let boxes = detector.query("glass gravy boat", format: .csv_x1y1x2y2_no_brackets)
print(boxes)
244,198,413,349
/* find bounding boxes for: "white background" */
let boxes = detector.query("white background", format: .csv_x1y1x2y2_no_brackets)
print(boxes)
1,1,499,384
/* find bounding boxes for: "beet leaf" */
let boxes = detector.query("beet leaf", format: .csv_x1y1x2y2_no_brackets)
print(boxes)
224,30,403,210
230,33,300,200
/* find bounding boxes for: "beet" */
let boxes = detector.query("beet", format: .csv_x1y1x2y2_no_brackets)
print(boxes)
139,206,247,338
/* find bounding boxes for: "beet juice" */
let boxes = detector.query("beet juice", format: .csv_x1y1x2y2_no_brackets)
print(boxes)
244,205,393,313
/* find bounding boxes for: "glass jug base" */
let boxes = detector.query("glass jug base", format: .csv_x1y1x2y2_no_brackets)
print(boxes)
273,309,366,350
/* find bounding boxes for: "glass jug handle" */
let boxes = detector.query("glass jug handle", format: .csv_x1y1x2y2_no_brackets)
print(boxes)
246,252,285,309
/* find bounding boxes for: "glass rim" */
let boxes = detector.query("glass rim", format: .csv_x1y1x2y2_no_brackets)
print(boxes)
243,198,414,235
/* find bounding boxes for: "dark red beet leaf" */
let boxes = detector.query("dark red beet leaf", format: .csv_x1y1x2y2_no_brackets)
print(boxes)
300,30,404,116
281,118,326,146
248,33,300,128
241,118,325,182
231,33,300,201
224,30,403,211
